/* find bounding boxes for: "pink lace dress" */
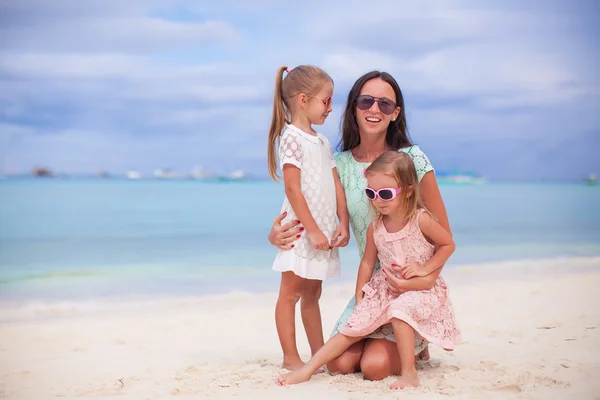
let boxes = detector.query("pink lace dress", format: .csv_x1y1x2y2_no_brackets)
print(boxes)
339,209,461,350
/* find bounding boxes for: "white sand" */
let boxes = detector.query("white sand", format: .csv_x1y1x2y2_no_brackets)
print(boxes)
1,257,600,399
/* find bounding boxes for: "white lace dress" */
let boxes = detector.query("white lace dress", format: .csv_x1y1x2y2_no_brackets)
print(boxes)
272,124,341,280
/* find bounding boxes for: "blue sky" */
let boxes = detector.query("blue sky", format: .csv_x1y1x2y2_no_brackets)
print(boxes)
0,0,598,181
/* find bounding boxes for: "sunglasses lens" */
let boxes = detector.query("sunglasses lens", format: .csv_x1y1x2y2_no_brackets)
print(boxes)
379,99,396,115
365,188,376,200
356,95,374,110
356,96,396,115
379,189,394,200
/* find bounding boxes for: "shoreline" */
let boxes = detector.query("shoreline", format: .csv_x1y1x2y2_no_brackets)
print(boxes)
0,256,599,324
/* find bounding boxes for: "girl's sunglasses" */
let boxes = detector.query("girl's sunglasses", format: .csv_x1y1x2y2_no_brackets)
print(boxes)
365,187,402,201
312,96,332,108
356,95,397,115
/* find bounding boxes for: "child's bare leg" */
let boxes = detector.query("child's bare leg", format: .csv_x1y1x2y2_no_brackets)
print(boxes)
278,333,363,385
390,318,420,389
300,279,324,355
275,272,305,370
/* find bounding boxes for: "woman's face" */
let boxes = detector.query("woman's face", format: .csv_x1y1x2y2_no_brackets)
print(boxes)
355,78,401,139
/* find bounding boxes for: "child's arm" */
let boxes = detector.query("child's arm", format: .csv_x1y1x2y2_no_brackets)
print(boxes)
283,164,330,251
398,211,455,280
331,168,350,248
355,223,378,302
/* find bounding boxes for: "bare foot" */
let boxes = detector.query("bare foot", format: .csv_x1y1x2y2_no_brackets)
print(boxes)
417,345,430,361
281,359,305,371
390,374,420,390
277,367,312,386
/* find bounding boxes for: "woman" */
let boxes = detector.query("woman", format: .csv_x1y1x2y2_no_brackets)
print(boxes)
268,70,451,380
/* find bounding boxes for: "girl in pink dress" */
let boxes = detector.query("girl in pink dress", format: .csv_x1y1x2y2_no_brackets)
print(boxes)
278,151,461,390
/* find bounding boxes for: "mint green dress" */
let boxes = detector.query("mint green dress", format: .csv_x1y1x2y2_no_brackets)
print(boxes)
331,145,434,353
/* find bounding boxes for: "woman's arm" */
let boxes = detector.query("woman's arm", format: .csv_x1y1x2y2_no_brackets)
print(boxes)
382,269,435,292
355,224,377,301
421,172,451,234
333,168,349,229
331,168,350,248
397,212,455,279
419,171,452,279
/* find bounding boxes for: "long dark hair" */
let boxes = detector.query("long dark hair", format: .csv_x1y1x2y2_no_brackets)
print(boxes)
339,71,412,152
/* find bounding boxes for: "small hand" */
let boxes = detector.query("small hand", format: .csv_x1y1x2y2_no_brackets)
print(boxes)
331,225,350,249
309,229,330,251
398,262,428,279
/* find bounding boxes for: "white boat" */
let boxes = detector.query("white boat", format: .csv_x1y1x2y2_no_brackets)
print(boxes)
585,173,597,186
228,170,246,180
126,170,141,179
437,171,487,185
190,166,211,180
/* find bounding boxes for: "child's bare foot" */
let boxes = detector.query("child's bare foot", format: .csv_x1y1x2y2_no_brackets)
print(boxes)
417,346,430,361
281,358,305,371
390,374,420,390
277,367,312,386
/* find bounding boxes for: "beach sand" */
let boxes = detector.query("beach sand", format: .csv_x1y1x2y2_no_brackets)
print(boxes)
1,257,600,399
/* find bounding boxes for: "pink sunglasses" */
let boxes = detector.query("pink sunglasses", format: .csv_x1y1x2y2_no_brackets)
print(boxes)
365,187,402,201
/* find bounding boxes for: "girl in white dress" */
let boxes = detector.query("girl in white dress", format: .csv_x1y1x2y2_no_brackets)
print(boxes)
268,65,350,371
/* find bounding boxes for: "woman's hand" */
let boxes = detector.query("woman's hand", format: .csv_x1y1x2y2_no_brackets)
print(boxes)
382,267,407,296
383,265,436,295
268,211,303,250
397,262,428,279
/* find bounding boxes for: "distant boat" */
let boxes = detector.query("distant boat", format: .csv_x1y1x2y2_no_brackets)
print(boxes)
216,170,247,182
153,168,178,179
228,170,246,180
126,170,141,179
436,170,486,185
32,168,52,177
585,173,597,186
190,166,211,180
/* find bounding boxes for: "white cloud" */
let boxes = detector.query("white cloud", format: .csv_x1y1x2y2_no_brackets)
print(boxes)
322,48,397,83
0,0,597,179
1,18,239,53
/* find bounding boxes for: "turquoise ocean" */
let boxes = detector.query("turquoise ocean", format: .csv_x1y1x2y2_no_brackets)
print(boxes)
1,180,599,302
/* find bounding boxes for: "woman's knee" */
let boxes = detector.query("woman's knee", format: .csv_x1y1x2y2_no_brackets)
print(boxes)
326,341,363,375
360,355,391,381
327,357,358,375
360,340,398,381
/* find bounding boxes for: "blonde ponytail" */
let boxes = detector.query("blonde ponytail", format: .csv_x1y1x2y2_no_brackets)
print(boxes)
267,66,289,181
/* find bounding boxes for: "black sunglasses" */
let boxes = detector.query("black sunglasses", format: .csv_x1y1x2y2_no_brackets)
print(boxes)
355,95,397,115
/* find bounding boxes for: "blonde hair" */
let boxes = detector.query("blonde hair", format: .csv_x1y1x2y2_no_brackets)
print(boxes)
364,151,431,222
267,65,333,181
